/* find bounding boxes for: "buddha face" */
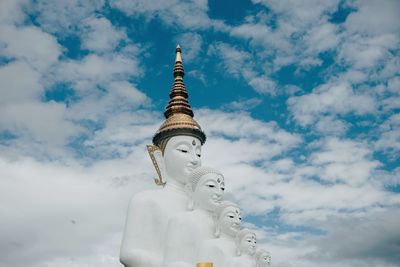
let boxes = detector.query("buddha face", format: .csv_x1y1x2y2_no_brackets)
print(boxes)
239,233,257,256
163,136,201,184
258,252,271,267
193,173,224,211
219,206,241,237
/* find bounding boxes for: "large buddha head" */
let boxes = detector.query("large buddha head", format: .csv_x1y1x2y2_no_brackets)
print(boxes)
214,201,241,238
236,229,257,256
187,166,225,211
255,249,271,267
150,45,206,186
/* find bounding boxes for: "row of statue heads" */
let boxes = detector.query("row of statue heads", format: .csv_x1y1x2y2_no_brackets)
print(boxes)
120,46,271,267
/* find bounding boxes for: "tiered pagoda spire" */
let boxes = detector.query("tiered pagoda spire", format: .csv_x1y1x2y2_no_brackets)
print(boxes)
152,45,206,148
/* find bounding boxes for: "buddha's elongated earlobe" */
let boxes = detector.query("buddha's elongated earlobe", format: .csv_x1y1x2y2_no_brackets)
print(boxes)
187,198,194,211
185,183,194,211
212,213,220,237
236,247,241,256
214,225,221,238
146,145,167,186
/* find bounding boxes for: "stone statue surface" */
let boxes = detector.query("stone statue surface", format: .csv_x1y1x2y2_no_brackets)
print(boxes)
198,201,241,267
255,249,271,267
226,229,257,267
120,45,207,267
162,166,225,267
120,135,202,267
120,46,272,267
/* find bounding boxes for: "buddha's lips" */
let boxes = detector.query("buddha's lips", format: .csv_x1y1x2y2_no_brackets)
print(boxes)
186,166,196,172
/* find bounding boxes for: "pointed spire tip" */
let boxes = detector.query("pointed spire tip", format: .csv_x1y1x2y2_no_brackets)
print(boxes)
175,45,182,63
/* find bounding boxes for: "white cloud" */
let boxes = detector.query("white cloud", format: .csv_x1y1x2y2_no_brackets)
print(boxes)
230,0,341,71
80,16,126,53
0,25,61,71
80,110,158,159
338,33,399,69
230,23,290,53
0,61,42,104
53,51,142,93
222,97,262,111
197,109,301,147
345,0,400,35
174,32,203,61
34,0,105,34
308,137,380,185
247,75,276,95
208,42,276,94
0,0,30,25
0,152,153,267
0,60,84,155
375,114,400,158
304,22,339,54
208,42,251,78
288,82,376,126
0,101,82,147
253,0,339,26
109,0,221,30
387,76,400,94
314,116,348,135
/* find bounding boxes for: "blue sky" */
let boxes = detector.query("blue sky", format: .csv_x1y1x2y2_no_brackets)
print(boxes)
0,0,399,267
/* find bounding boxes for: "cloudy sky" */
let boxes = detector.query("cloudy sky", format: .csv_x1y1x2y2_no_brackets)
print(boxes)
1,0,399,266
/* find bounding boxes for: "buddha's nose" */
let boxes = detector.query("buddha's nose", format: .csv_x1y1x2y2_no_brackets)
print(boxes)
190,152,200,165
215,189,223,198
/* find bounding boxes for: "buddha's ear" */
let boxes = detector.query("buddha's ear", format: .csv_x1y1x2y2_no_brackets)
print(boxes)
236,247,241,256
214,224,220,238
147,145,166,186
212,213,220,238
185,183,194,211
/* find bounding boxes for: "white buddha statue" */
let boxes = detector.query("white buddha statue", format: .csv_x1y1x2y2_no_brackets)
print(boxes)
162,166,225,267
120,46,207,267
198,201,242,267
226,229,257,267
255,249,271,267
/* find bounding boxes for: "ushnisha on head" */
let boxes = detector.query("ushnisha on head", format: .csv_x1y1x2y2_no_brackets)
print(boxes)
187,166,225,211
236,228,257,256
213,201,241,238
255,249,271,267
152,45,206,151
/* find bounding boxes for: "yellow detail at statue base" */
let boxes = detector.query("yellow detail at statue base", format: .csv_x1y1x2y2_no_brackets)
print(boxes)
196,263,213,267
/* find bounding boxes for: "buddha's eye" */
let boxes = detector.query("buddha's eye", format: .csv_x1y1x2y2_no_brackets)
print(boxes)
207,184,215,188
178,149,188,153
228,215,234,218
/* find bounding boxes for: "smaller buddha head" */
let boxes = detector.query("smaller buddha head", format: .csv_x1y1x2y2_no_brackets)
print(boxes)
255,249,271,267
187,166,225,211
236,229,257,256
213,201,241,238
162,135,202,185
